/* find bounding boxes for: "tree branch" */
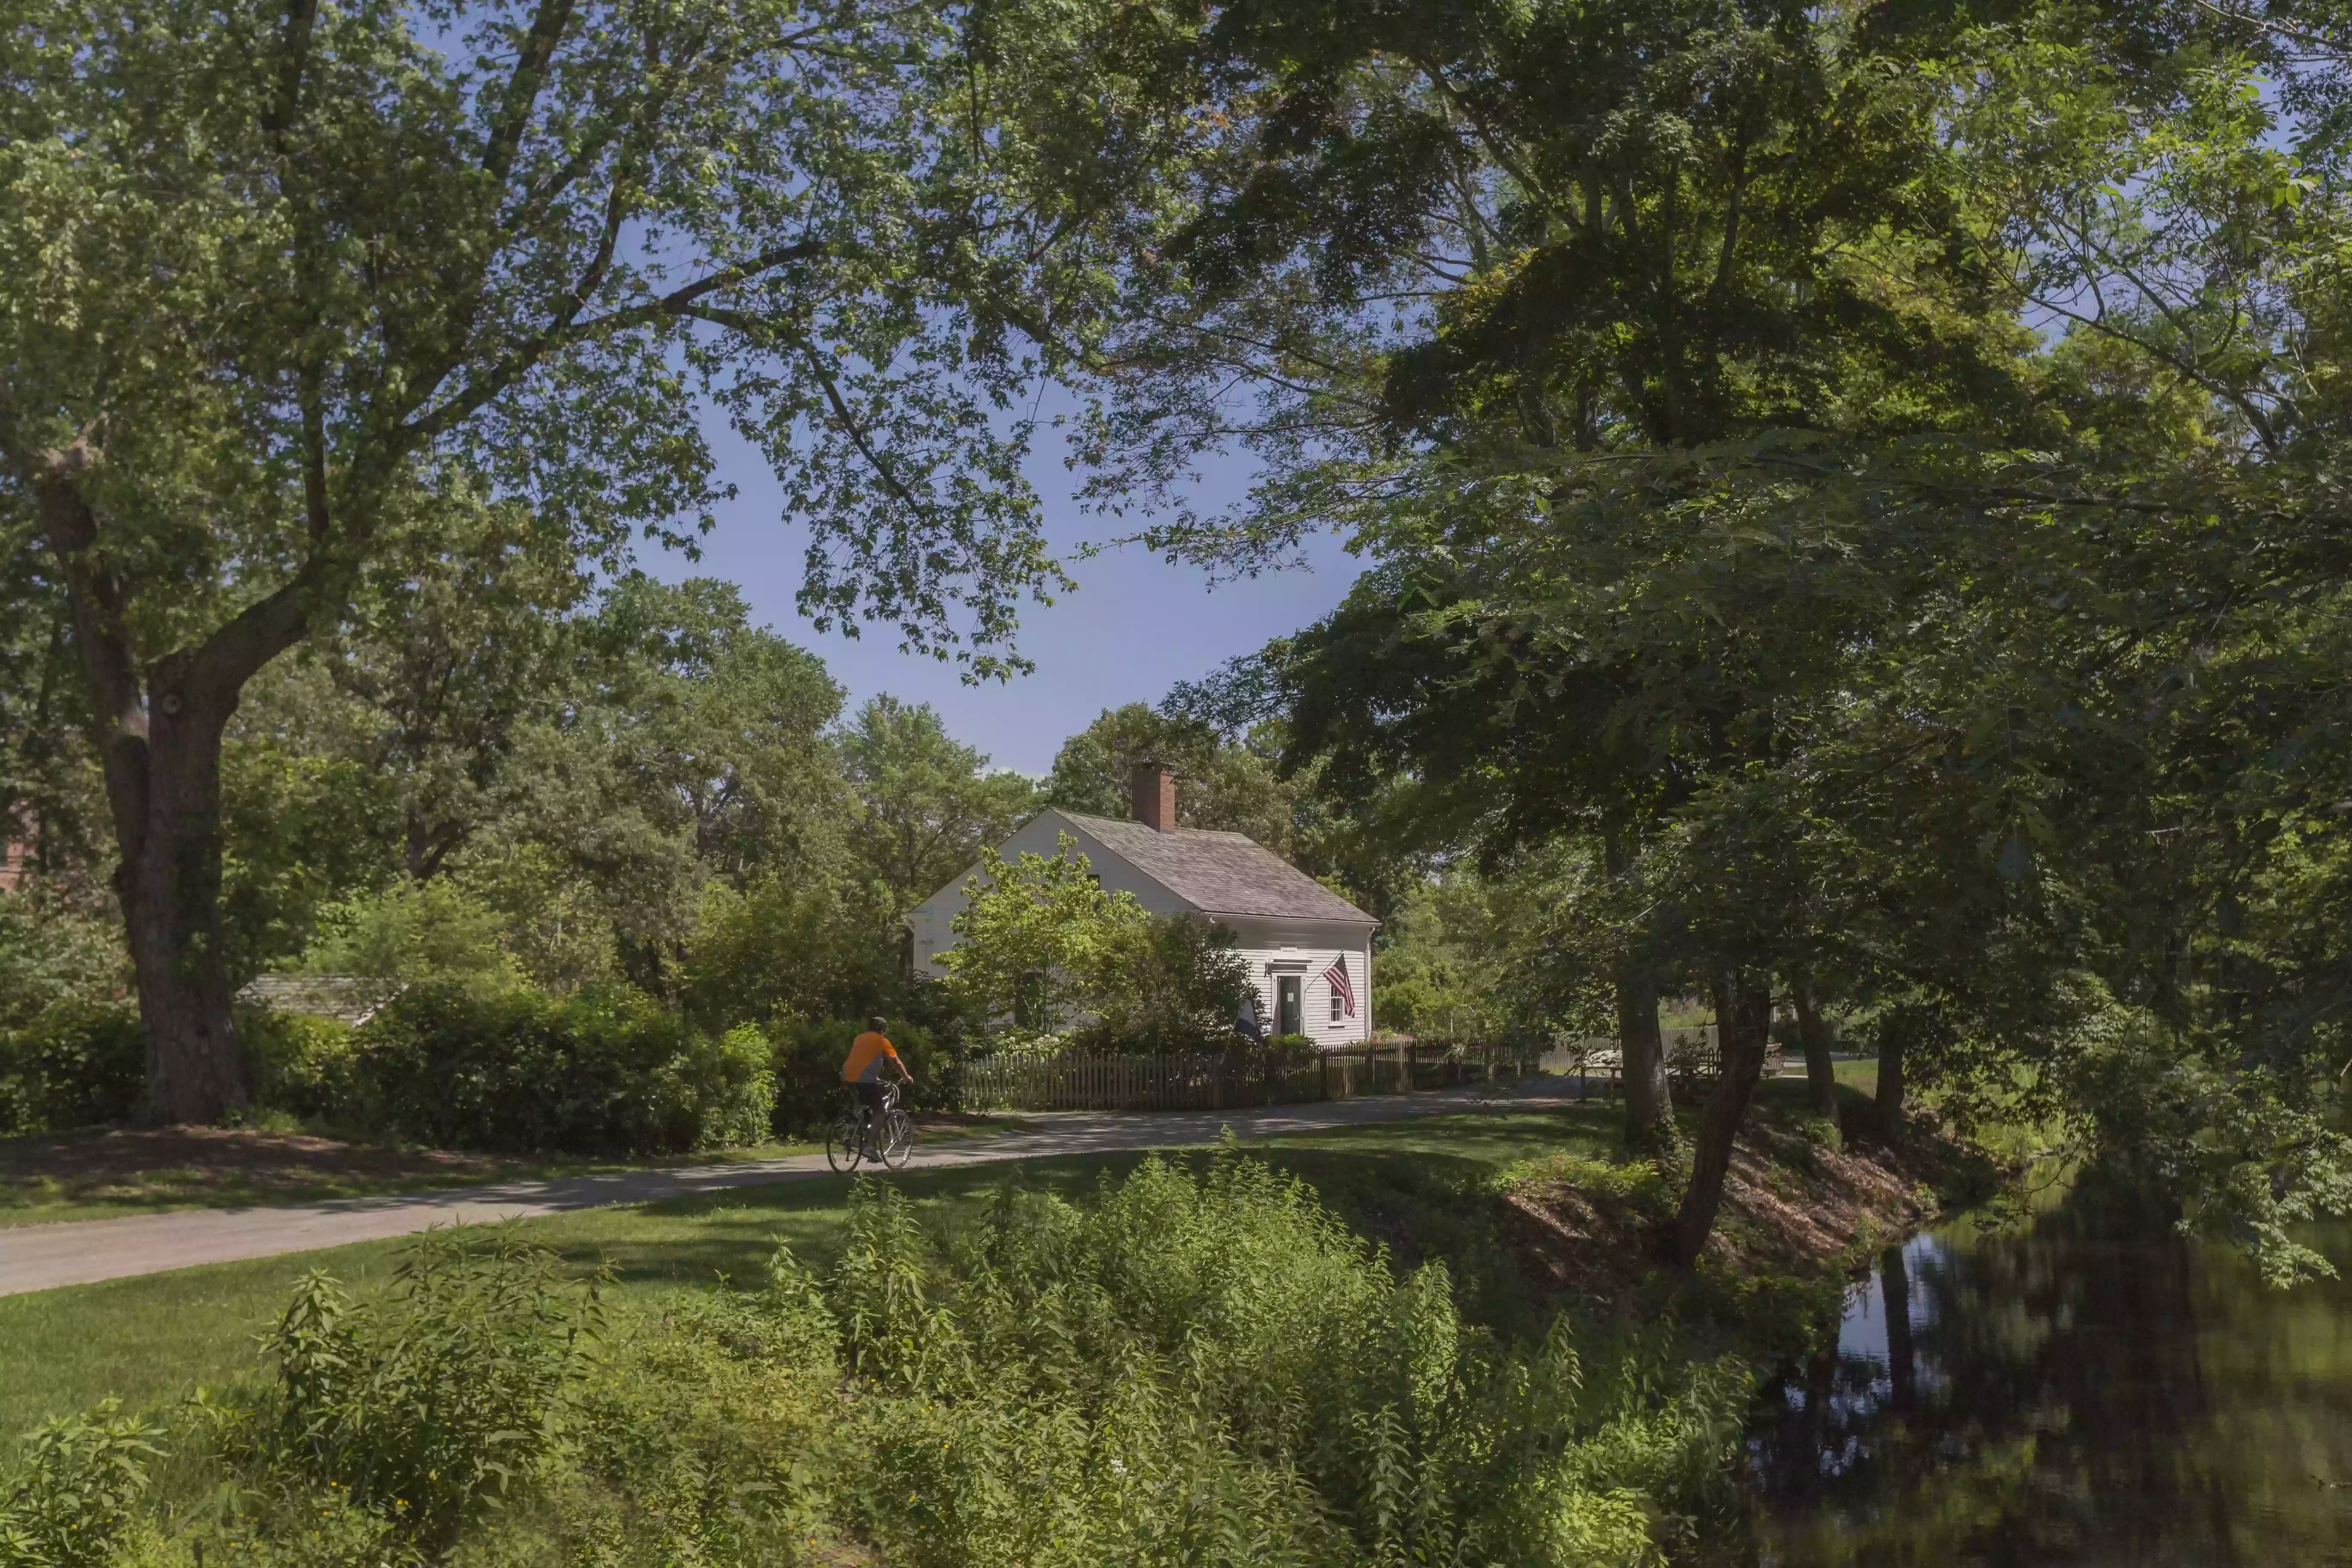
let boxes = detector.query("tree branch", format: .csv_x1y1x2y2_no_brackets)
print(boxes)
483,0,579,186
404,238,825,444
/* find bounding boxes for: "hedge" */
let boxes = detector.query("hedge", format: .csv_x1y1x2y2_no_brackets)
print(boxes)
350,984,775,1156
0,1001,145,1135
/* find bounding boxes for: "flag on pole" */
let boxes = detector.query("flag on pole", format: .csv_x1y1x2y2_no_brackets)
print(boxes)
1323,954,1356,1019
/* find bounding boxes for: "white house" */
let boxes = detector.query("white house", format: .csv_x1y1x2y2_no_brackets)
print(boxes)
905,766,1378,1048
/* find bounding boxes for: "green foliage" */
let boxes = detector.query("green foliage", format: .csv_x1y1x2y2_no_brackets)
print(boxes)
1265,1032,1320,1067
839,695,1039,915
936,837,1148,1035
0,1401,164,1568
297,880,522,992
8,1140,1774,1567
811,1156,1743,1565
0,1003,144,1137
349,985,774,1156
1078,912,1253,1055
7,0,1092,1119
239,1232,598,1558
1046,703,1298,848
237,1011,361,1126
0,894,124,1035
676,874,897,1033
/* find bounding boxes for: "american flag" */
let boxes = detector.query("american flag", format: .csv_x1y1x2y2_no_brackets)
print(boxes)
1323,954,1356,1019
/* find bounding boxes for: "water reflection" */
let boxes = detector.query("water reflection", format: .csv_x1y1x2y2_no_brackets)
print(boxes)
1737,1203,2352,1565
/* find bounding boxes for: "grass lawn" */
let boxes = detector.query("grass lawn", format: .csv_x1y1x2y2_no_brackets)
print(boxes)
0,1117,1005,1228
0,1104,1626,1441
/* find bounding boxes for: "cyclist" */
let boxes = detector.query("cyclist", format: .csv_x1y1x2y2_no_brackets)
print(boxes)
842,1016,914,1154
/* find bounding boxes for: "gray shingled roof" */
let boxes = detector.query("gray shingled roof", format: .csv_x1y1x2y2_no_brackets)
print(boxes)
236,974,395,1025
1059,812,1375,923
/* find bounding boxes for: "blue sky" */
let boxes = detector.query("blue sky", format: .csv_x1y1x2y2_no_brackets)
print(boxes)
652,411,1366,777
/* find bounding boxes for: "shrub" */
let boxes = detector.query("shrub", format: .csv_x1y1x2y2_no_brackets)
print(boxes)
296,879,523,990
241,1231,597,1558
239,1008,361,1124
0,1002,145,1136
1265,1031,1320,1067
351,984,775,1156
0,894,126,1034
769,1017,955,1134
1076,912,1253,1054
0,1400,165,1568
808,1153,1742,1567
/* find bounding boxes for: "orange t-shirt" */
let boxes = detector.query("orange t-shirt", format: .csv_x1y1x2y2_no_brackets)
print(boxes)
843,1031,901,1083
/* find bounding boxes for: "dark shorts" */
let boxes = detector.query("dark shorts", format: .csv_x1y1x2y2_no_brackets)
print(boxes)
851,1080,892,1114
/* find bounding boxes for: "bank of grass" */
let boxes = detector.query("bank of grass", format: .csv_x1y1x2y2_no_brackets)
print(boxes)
0,1091,1951,1442
0,1107,1624,1437
0,1091,1986,1567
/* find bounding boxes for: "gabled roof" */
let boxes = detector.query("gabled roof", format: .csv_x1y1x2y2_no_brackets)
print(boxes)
1057,811,1375,924
237,973,395,1026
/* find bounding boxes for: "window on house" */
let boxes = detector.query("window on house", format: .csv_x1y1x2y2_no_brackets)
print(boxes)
1329,989,1343,1024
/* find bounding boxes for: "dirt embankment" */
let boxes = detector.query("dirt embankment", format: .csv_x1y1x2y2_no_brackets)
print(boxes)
1499,1112,1996,1341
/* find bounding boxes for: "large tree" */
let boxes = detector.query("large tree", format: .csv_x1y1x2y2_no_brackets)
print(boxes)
0,0,1085,1119
1020,0,2352,1271
838,695,1037,914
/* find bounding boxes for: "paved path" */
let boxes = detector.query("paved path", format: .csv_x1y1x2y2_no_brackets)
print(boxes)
0,1088,1573,1297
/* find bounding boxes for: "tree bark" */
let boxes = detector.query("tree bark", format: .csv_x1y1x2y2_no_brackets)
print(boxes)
120,702,250,1122
1790,965,1838,1120
34,452,315,1124
1604,827,1672,1151
1877,1022,1908,1141
1617,956,1674,1152
1672,966,1773,1266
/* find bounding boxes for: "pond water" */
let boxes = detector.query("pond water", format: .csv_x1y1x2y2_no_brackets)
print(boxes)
1736,1200,2352,1565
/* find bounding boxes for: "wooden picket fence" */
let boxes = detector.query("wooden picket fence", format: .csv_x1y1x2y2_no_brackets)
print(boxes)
961,1041,1549,1113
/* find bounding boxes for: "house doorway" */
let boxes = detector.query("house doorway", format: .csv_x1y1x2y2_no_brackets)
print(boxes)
1275,974,1303,1038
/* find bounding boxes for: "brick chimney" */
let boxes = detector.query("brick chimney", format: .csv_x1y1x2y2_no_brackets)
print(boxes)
1130,762,1177,832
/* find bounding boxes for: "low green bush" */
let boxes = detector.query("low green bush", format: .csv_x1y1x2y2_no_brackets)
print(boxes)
0,1001,145,1136
1265,1031,1320,1067
350,984,775,1156
21,1152,1743,1567
239,1008,361,1124
769,1017,956,1134
0,1400,164,1568
227,1231,599,1559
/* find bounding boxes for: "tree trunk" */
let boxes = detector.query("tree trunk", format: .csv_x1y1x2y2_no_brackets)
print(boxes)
1877,1022,1907,1141
1672,966,1772,1267
1617,957,1674,1152
1604,826,1672,1151
37,458,311,1125
119,706,250,1123
1790,966,1838,1120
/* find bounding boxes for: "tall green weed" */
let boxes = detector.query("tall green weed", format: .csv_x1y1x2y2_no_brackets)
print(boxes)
810,1151,1743,1567
218,1231,599,1559
14,1157,1747,1568
0,1401,164,1568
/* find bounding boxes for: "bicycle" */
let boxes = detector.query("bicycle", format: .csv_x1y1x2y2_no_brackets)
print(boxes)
826,1080,914,1172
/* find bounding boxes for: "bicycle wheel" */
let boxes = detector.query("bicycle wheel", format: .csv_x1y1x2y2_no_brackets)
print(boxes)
878,1107,915,1169
825,1107,865,1173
